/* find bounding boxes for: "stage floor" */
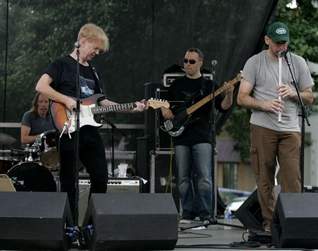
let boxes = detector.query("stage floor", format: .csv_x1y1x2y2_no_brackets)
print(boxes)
66,218,299,251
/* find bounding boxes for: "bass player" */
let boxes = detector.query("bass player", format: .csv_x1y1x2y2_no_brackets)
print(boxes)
161,48,234,224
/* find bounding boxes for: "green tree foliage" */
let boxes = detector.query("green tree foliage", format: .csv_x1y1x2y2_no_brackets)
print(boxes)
277,0,318,88
277,0,318,63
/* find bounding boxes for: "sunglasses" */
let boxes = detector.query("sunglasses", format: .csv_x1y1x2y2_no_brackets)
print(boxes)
184,58,196,64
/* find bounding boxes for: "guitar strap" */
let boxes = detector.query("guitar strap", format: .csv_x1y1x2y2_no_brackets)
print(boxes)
199,77,207,97
194,76,210,101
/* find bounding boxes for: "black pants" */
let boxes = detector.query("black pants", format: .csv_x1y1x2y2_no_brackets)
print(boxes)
59,126,107,221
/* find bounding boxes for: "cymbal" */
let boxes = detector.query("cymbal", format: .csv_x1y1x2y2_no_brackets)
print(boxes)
0,133,16,145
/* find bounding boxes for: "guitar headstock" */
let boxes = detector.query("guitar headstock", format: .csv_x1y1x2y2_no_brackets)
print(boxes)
223,72,242,88
147,98,170,109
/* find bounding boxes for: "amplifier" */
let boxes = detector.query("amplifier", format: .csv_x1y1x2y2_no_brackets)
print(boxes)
79,178,141,193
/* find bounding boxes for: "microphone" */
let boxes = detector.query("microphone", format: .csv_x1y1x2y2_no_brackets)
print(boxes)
211,60,218,66
211,59,218,77
278,49,288,58
74,41,80,49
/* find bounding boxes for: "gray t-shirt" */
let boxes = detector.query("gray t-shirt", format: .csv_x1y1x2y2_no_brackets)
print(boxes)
21,111,54,136
243,50,314,132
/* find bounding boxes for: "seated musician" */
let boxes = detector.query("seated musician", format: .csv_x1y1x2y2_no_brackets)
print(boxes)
21,92,55,145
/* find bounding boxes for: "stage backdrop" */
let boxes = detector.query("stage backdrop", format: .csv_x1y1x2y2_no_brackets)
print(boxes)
1,0,278,124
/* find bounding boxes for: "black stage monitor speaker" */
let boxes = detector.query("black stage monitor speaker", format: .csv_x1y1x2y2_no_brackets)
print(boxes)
235,189,263,231
78,178,141,226
83,193,178,251
272,193,318,248
0,192,72,250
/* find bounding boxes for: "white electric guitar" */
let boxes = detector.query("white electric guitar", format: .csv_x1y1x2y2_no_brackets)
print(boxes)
51,94,169,134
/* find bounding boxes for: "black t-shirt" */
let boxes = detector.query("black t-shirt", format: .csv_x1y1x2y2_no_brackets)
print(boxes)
167,76,225,145
44,55,103,98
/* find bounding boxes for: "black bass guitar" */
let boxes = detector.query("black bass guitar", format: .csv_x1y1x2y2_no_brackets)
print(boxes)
163,73,241,137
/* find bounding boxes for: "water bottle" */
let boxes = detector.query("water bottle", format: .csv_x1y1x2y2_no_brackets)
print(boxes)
224,208,232,229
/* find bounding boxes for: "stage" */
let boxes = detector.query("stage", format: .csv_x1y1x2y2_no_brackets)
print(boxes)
67,219,294,251
0,208,312,250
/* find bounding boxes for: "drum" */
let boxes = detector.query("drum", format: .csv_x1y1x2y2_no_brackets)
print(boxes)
0,150,20,174
23,145,41,162
10,148,27,161
7,162,57,192
39,130,60,170
0,157,16,174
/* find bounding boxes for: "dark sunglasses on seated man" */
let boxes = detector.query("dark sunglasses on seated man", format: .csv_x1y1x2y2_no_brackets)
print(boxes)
184,58,196,64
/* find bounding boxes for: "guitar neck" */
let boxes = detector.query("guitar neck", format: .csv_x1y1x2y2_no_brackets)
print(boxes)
186,76,240,115
92,102,136,114
186,85,227,114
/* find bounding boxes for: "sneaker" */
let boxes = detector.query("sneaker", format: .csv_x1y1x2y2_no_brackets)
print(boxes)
264,225,271,233
263,222,272,233
191,225,208,230
201,219,210,225
189,220,209,230
179,218,193,224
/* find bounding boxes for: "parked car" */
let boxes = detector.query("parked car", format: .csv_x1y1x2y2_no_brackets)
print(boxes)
225,196,249,215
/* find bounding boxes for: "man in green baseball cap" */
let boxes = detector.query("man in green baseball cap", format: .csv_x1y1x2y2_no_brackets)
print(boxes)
266,21,290,43
237,20,314,233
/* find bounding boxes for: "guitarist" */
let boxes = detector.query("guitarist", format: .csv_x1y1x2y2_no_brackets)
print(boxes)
161,48,234,224
35,23,145,222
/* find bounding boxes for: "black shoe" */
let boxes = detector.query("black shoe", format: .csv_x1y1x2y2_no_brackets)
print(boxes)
200,216,216,224
66,225,80,248
79,224,94,249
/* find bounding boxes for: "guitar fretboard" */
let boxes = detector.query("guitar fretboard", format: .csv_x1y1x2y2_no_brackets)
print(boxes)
186,74,241,115
92,102,136,114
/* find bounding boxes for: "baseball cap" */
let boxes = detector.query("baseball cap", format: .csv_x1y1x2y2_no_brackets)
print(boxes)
266,22,289,43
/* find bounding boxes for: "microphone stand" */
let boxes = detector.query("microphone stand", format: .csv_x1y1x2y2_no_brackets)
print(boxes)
73,43,81,225
284,52,310,192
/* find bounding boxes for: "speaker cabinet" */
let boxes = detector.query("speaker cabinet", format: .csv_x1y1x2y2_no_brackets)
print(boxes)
149,150,179,211
272,193,318,248
0,192,72,250
83,193,178,251
235,189,263,230
78,178,141,226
